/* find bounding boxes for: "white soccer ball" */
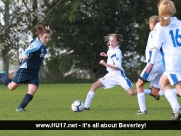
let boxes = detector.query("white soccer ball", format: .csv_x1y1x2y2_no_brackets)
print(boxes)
71,100,84,112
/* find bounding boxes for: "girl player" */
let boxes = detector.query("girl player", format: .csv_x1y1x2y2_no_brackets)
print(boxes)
0,25,51,112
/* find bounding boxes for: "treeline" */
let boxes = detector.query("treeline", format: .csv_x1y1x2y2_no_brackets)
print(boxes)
0,0,181,82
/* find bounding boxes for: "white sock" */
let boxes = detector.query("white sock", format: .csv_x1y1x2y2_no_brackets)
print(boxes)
144,89,151,95
137,92,146,111
172,88,178,95
159,89,165,96
84,91,95,108
165,89,180,113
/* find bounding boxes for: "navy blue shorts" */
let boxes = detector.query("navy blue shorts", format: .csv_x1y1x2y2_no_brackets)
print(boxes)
12,68,39,87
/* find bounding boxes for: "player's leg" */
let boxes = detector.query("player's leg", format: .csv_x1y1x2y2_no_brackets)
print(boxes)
149,87,160,100
159,74,181,121
175,82,181,97
0,71,20,90
84,80,103,109
148,62,164,100
117,70,136,95
153,88,178,97
126,88,137,95
16,76,38,112
173,82,181,120
16,84,37,112
136,78,147,115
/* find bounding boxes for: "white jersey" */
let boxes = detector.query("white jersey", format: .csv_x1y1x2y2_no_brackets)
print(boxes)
152,17,181,73
106,46,123,72
140,30,164,88
146,31,162,63
99,46,132,90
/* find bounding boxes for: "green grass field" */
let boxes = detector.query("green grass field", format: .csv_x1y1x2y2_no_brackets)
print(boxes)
0,83,180,136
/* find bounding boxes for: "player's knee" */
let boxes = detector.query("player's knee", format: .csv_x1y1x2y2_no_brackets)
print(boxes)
7,83,19,91
28,89,37,95
136,82,141,89
8,86,16,91
90,82,99,92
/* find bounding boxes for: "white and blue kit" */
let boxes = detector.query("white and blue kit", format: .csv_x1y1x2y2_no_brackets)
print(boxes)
99,46,132,90
12,37,47,87
152,17,181,85
140,30,164,88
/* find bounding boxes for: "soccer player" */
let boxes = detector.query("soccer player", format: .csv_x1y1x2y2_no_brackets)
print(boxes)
84,34,139,110
0,25,51,112
149,0,181,121
136,15,165,115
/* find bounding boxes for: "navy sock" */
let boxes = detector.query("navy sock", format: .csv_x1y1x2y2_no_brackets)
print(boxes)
17,94,33,109
0,73,12,86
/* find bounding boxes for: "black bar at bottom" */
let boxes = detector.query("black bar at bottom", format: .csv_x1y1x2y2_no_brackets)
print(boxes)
0,120,180,130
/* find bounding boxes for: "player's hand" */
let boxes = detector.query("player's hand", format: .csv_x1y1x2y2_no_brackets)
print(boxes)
23,55,28,60
45,26,50,30
145,63,153,73
99,60,106,65
100,52,107,57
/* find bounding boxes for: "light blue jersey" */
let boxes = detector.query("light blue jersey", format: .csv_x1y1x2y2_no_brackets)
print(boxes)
19,37,47,71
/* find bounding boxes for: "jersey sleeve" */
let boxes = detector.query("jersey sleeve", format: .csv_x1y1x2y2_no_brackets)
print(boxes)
148,23,163,64
148,49,159,64
151,23,164,50
22,42,41,57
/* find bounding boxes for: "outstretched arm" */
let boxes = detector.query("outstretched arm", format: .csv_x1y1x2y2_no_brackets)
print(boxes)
100,52,108,57
146,48,158,73
99,60,120,70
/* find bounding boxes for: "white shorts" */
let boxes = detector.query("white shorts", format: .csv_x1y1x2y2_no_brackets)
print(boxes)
140,62,164,88
163,71,181,85
99,70,132,90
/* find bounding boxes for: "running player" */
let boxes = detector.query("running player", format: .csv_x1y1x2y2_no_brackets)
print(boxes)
0,25,51,112
149,0,181,122
136,15,165,115
84,34,138,110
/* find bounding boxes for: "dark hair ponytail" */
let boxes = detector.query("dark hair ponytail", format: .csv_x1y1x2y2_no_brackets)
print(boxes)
35,25,51,36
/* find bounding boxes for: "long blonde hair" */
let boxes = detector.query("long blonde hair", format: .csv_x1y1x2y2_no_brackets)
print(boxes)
157,0,176,26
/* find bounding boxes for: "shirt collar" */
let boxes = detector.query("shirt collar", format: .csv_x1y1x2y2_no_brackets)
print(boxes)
108,45,119,50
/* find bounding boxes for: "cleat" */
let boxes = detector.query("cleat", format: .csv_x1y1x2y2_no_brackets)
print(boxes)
150,94,160,100
84,107,90,110
171,108,181,122
1,71,6,74
16,108,26,112
137,110,147,115
177,94,180,97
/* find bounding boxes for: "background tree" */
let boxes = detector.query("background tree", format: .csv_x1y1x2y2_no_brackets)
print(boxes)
0,0,49,78
1,0,181,82
43,0,152,80
0,0,10,76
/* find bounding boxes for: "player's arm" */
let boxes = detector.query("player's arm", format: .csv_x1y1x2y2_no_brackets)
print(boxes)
100,52,108,57
146,24,163,73
22,43,41,60
145,48,158,73
99,60,120,70
100,52,122,70
148,47,159,64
